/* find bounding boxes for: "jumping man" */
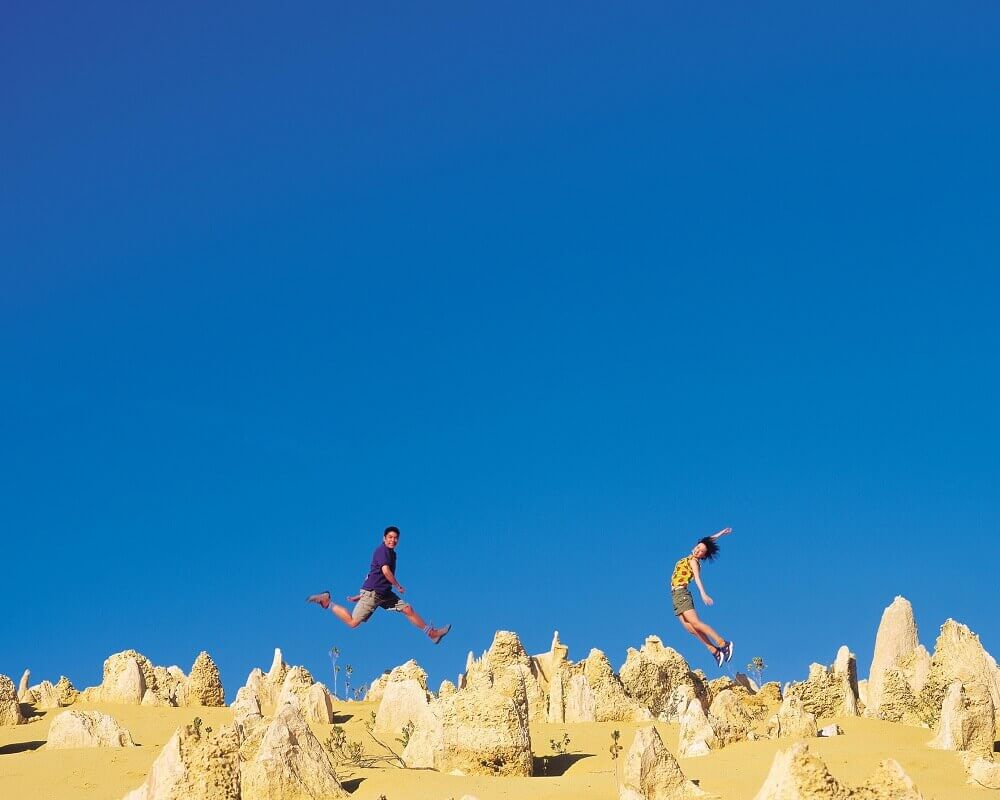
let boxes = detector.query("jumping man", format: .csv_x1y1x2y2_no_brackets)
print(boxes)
671,526,734,667
308,526,451,644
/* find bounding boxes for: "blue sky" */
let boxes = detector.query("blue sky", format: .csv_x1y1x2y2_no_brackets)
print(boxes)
2,2,998,698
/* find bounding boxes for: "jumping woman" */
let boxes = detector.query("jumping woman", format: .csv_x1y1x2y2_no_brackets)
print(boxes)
671,526,734,667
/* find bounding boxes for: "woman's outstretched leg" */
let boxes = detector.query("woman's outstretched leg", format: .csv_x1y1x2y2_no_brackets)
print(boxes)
681,609,727,649
680,617,719,654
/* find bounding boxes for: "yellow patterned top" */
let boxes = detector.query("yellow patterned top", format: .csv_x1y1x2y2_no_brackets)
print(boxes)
671,556,695,589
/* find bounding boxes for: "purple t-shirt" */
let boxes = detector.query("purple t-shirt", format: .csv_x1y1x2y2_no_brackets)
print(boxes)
361,543,396,594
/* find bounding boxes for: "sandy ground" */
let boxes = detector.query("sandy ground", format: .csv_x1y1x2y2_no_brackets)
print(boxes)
0,699,990,799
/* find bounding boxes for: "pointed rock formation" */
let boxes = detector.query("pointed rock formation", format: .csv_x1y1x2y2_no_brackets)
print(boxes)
709,689,755,743
46,710,136,749
107,657,147,705
0,674,25,725
55,676,79,706
438,679,457,698
275,666,315,710
751,742,850,800
240,703,347,799
928,680,995,754
866,597,928,719
435,670,533,776
620,725,712,799
186,651,225,707
374,678,434,739
28,680,62,709
304,683,334,724
785,654,859,719
854,759,924,800
766,696,818,740
564,673,596,723
365,658,428,702
232,685,263,728
17,670,31,702
531,630,570,689
620,635,705,719
584,649,652,722
678,698,716,757
122,721,241,800
918,619,1000,729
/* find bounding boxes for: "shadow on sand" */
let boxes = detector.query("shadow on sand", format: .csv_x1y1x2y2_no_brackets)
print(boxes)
532,752,594,777
0,741,45,755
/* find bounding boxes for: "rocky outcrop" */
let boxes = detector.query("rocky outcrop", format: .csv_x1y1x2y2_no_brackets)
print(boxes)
231,685,263,728
28,680,61,709
46,710,136,749
375,679,434,740
678,698,717,757
187,651,225,707
962,752,1000,790
766,696,818,740
55,676,79,706
620,725,712,799
865,597,929,720
584,649,652,722
274,666,315,709
471,632,546,721
122,721,241,800
752,742,850,799
17,670,31,702
0,674,25,725
620,635,705,719
365,659,429,702
784,653,858,719
868,668,922,725
563,673,596,723
917,619,1000,729
752,744,924,800
241,703,347,799
928,680,995,755
530,630,570,690
435,670,533,776
304,683,334,724
709,690,755,740
85,656,146,705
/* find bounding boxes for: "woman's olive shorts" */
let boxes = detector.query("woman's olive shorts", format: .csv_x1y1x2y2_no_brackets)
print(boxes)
671,586,695,616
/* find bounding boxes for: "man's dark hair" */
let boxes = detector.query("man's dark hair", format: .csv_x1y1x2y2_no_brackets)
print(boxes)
698,536,720,561
384,526,400,537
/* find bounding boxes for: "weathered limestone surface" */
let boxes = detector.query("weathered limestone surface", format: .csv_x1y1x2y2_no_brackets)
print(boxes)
436,672,533,776
241,703,347,799
917,619,1000,729
304,683,334,724
187,651,225,707
365,659,429,702
531,630,569,690
620,725,712,800
766,696,818,740
785,654,858,719
620,635,705,719
563,673,596,723
122,722,241,800
866,596,922,717
0,674,25,725
46,710,136,749
17,670,31,702
678,698,716,757
584,649,652,722
928,680,995,755
374,678,434,740
55,676,79,706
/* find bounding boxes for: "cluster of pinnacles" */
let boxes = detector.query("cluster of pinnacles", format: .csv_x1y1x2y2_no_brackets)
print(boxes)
1,594,997,798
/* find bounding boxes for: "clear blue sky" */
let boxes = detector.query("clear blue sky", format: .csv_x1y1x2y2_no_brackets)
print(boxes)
2,2,998,698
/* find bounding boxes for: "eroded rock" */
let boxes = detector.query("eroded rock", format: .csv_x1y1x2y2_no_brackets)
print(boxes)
46,710,135,749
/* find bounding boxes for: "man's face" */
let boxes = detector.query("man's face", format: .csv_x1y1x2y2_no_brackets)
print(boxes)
384,530,400,549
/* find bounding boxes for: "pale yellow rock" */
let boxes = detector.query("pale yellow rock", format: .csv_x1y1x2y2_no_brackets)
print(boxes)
584,649,652,722
141,689,174,707
275,665,314,709
103,650,158,696
709,689,754,743
122,722,241,800
767,696,818,740
304,682,334,724
854,759,925,800
187,651,225,707
678,698,717,757
785,656,858,719
962,752,1000,789
436,672,533,776
918,619,1000,729
547,670,566,723
0,674,25,726
240,703,347,799
620,725,712,800
374,678,433,739
620,635,704,719
55,676,79,706
17,670,31,703
531,630,570,690
231,685,263,727
438,679,457,698
46,710,136,749
105,657,147,705
152,667,186,705
564,673,596,723
28,680,61,709
866,596,921,716
365,658,428,702
928,680,995,754
751,742,850,800
867,668,922,725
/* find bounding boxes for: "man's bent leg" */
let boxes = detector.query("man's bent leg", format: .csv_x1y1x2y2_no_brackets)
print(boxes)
330,604,363,629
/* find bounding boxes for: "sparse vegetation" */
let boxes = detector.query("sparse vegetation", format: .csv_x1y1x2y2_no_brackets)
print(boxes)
747,656,767,687
329,647,341,698
609,729,623,794
541,732,572,775
396,720,415,749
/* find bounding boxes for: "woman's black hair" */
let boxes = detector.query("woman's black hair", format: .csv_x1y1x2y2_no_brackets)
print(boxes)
698,536,720,561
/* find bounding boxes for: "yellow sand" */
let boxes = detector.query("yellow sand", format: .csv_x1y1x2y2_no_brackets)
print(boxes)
0,700,986,799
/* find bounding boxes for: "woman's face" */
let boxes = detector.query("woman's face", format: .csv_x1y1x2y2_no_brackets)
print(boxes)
691,542,708,559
